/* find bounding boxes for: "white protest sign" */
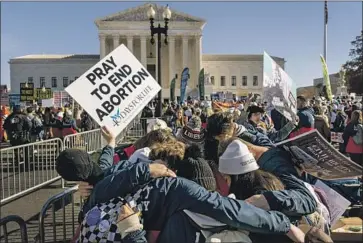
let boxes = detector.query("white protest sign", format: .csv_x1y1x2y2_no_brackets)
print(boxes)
65,44,161,136
315,180,351,226
42,98,54,107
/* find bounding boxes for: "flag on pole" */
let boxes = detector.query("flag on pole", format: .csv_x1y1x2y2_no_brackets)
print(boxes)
198,68,205,100
320,55,333,101
324,1,328,24
170,78,176,102
180,67,189,104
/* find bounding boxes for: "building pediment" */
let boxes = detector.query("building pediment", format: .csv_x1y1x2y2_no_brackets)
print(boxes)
95,3,206,24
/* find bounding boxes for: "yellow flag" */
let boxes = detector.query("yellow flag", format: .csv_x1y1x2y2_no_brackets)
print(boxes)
320,55,333,101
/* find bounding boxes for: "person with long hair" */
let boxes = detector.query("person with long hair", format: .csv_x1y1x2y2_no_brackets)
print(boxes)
172,108,185,133
343,110,363,165
217,138,331,242
313,106,331,141
76,139,307,243
43,107,54,139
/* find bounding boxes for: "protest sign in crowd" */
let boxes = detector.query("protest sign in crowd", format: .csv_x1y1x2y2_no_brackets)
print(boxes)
1,44,362,243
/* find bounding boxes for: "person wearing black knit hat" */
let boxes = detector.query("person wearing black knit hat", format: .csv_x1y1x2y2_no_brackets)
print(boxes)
177,157,216,191
56,148,104,185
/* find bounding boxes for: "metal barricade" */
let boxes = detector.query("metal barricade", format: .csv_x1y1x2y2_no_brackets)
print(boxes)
36,185,80,243
0,138,63,205
0,215,29,243
63,129,102,153
125,117,163,140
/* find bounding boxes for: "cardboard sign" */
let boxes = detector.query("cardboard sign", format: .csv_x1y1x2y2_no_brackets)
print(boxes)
53,91,72,108
34,88,53,100
331,132,344,144
42,98,54,107
315,180,351,226
65,44,161,136
20,82,34,102
9,94,20,107
276,130,362,180
263,52,297,121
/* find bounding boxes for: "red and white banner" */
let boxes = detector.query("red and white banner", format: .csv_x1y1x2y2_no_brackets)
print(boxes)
53,91,72,107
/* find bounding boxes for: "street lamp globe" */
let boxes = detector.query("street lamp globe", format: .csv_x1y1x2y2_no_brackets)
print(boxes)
147,5,156,19
163,5,172,20
25,82,29,88
42,86,46,93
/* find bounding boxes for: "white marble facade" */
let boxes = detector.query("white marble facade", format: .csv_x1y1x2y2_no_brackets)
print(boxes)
95,3,204,98
9,3,286,100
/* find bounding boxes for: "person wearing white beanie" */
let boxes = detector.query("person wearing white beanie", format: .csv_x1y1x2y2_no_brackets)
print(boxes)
147,118,172,133
216,138,319,243
219,139,259,175
237,104,244,111
217,138,319,217
128,147,151,164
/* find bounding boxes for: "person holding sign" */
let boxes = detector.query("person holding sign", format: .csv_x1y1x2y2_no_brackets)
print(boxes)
65,45,162,138
71,129,302,242
244,105,296,143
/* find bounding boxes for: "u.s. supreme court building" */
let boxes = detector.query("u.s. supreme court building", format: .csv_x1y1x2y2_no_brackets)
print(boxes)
9,3,285,101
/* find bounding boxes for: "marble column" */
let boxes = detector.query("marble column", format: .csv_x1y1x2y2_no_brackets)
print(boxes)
99,34,106,59
127,36,134,53
113,35,120,50
140,36,147,68
168,36,175,88
195,35,202,88
182,36,189,69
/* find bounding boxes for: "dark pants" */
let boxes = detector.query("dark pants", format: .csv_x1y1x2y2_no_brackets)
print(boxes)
350,153,363,166
9,144,31,171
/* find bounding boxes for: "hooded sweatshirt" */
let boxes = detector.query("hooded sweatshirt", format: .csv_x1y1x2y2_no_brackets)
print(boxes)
83,147,292,236
85,176,291,235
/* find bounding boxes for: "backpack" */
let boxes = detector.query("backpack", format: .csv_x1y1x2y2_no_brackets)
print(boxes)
31,117,43,135
183,208,252,243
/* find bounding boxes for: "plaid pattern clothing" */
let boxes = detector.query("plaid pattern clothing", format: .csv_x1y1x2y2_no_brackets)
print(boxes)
78,197,125,243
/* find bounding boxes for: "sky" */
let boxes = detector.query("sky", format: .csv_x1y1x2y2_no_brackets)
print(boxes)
1,1,362,89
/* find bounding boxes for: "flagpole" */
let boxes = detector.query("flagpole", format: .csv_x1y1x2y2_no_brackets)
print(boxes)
324,0,328,61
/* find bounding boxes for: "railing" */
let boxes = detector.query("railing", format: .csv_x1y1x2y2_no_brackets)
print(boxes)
0,215,29,243
125,117,163,139
0,138,63,205
36,185,79,243
63,129,102,153
0,115,145,240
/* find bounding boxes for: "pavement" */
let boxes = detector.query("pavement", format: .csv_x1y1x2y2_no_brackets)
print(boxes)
0,131,142,242
1,140,61,203
0,140,81,243
0,180,81,243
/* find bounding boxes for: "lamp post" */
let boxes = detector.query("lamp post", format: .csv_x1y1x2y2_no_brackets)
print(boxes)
147,4,172,117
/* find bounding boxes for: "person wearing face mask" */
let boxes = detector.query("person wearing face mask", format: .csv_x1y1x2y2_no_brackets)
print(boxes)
243,106,296,143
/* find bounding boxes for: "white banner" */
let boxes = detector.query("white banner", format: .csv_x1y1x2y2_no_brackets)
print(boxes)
42,98,54,107
263,51,297,121
65,44,161,137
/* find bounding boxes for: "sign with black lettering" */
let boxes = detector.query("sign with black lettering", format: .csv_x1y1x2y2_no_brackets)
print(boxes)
34,88,53,100
276,130,362,180
263,51,297,121
65,44,161,136
20,82,34,102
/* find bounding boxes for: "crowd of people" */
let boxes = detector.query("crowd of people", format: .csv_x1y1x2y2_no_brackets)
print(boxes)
1,105,98,146
51,93,362,243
